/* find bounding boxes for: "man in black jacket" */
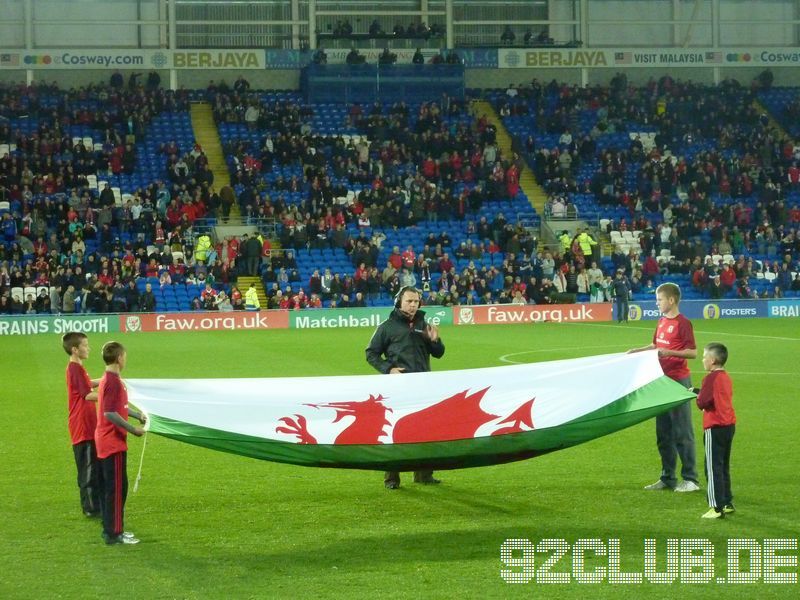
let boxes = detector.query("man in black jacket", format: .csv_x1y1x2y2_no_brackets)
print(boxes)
366,286,445,489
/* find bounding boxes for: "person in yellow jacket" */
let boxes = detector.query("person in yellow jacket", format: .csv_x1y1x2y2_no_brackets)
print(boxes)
245,283,261,311
559,230,571,253
577,229,598,259
194,234,212,263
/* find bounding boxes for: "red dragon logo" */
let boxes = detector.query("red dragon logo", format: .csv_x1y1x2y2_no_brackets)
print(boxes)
275,388,536,445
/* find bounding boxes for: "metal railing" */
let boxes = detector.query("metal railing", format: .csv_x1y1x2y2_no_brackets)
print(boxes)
192,216,279,241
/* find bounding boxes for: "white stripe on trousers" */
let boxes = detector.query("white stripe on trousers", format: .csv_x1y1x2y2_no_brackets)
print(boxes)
705,428,716,509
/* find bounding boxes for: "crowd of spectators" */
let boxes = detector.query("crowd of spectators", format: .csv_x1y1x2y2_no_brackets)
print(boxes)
0,80,239,314
3,73,800,316
214,87,526,226
324,19,445,40
494,73,800,300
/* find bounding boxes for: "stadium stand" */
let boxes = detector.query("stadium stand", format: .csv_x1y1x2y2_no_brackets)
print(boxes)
1,74,799,316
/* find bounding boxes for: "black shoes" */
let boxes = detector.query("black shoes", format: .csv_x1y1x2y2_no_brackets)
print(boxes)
385,475,442,488
414,476,442,485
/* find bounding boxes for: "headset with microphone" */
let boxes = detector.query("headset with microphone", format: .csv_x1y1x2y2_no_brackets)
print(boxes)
394,286,423,309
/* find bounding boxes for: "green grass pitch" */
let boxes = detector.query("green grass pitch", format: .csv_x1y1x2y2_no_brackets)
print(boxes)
0,318,797,599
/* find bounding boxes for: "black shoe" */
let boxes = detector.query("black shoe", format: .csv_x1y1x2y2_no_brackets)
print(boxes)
385,481,400,490
415,477,442,485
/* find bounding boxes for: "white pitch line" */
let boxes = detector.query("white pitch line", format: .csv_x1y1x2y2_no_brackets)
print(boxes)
499,345,625,364
726,371,795,376
500,350,796,375
563,321,800,342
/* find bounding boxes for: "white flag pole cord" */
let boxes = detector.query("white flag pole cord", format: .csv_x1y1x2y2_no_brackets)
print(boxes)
133,431,148,493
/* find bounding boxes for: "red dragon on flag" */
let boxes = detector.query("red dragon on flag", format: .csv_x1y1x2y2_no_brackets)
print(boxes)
275,387,535,444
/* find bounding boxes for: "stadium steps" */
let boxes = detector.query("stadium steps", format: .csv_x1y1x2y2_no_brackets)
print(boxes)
190,102,239,217
753,98,795,144
470,99,548,217
600,234,614,257
236,276,268,307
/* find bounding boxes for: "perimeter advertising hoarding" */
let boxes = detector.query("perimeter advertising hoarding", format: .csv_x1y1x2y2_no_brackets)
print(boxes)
627,300,768,321
0,314,118,336
119,311,289,333
767,299,800,318
497,47,800,69
0,49,264,70
453,303,613,325
291,306,453,329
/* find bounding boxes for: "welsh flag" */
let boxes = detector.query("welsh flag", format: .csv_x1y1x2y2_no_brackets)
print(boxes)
126,351,693,471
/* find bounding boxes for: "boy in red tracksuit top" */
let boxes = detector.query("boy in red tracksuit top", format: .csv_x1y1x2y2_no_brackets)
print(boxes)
695,342,737,519
95,341,146,544
63,332,101,517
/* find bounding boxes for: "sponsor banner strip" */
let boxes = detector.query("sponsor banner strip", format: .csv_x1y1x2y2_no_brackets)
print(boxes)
3,47,799,71
127,351,692,470
627,299,770,321
453,303,613,325
0,314,118,336
767,299,800,319
263,48,498,69
0,49,264,70
289,306,452,329
120,310,289,333
498,47,800,69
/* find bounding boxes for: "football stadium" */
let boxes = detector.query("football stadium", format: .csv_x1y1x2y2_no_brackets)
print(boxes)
1,1,799,597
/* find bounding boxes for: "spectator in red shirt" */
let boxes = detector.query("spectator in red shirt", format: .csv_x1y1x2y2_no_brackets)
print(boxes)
95,341,146,545
388,246,403,270
788,162,800,187
166,200,182,228
308,293,322,308
719,264,736,292
401,245,416,269
438,252,454,274
201,282,218,309
642,253,660,280
230,285,243,310
62,332,101,517
629,283,699,492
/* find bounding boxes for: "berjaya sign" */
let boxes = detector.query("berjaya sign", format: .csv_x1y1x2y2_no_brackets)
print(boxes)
497,47,800,69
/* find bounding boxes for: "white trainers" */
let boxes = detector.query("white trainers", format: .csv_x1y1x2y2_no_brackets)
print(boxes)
122,531,135,539
674,480,700,493
644,480,670,490
120,535,140,544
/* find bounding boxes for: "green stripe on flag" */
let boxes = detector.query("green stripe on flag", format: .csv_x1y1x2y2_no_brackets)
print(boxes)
143,376,693,471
